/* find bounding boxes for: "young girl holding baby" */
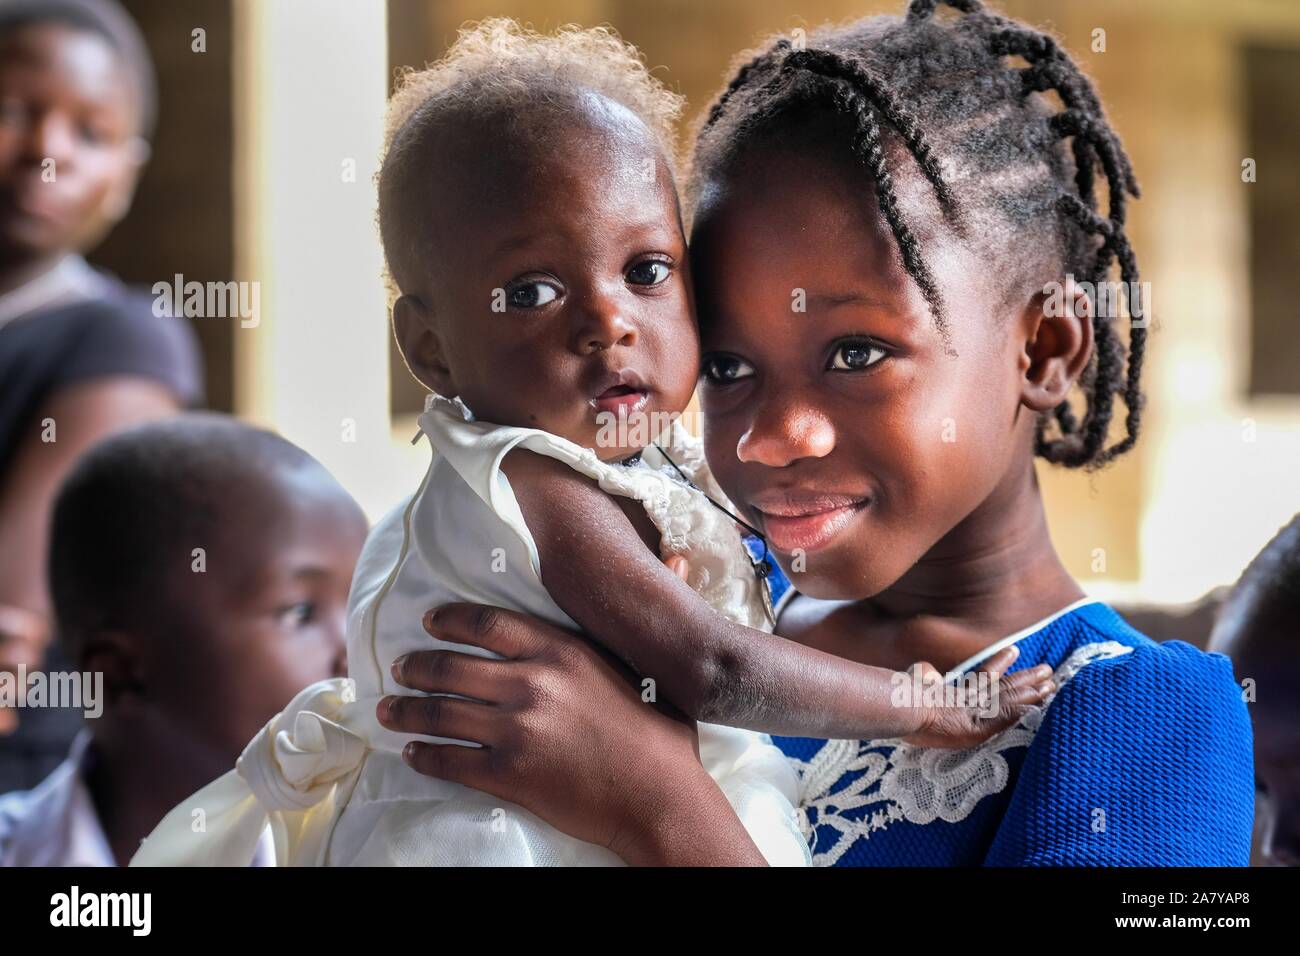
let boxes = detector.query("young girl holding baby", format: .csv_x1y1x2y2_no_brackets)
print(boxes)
380,1,1255,866
133,17,1045,868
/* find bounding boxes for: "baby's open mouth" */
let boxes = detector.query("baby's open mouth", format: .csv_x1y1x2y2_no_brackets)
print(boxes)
591,385,649,415
587,369,651,417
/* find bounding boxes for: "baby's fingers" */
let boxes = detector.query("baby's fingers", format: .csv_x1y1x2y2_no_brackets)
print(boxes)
664,555,691,582
1000,663,1054,693
999,673,1056,708
974,645,1020,682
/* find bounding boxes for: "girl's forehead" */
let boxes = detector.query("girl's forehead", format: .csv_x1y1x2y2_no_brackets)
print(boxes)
0,23,136,114
695,142,995,308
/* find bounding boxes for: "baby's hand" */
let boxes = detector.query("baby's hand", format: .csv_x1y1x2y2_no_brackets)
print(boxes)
901,646,1054,749
664,555,691,582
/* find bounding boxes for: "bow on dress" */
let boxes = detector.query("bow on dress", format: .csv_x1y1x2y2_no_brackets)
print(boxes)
130,679,367,867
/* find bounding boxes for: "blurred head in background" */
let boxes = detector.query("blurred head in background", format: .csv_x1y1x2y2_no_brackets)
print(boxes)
48,414,366,777
1211,513,1300,866
0,0,155,274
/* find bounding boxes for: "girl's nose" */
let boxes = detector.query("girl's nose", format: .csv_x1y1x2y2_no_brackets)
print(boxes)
23,110,77,167
736,391,836,467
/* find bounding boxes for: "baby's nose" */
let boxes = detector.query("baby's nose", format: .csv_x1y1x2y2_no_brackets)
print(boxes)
572,295,637,354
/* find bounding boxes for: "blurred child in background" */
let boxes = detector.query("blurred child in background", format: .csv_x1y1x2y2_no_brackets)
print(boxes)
1211,513,1300,867
0,0,201,786
0,415,364,864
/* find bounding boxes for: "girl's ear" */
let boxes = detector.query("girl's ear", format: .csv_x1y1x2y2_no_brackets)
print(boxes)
393,294,456,396
1018,277,1094,413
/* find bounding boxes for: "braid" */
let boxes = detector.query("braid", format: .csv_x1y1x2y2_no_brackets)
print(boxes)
692,0,1148,470
986,13,1145,466
907,0,984,22
700,43,962,333
780,49,961,219
704,40,789,130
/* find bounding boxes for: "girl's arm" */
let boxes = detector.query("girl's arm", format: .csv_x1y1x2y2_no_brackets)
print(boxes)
500,449,1049,741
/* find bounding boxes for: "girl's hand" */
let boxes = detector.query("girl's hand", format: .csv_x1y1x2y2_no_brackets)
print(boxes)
901,647,1055,749
376,601,767,865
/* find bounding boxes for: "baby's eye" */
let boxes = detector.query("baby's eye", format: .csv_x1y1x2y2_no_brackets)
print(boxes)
506,280,559,309
701,354,756,385
828,340,888,371
279,602,315,628
626,260,671,286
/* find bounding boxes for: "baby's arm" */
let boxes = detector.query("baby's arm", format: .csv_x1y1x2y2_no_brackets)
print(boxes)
501,449,1048,742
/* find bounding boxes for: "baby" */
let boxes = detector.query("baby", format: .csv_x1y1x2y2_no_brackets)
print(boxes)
134,21,1051,867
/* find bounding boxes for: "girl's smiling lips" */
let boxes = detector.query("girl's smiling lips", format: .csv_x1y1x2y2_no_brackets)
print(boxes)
746,489,871,554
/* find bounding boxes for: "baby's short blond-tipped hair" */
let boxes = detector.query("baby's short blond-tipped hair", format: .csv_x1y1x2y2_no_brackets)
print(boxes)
378,18,684,303
385,18,682,162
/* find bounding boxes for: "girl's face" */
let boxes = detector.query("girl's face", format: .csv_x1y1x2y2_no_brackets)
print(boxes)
0,24,142,260
692,146,1043,600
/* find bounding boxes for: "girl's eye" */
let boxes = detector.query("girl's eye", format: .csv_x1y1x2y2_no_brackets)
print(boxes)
701,354,756,385
626,260,671,286
829,340,888,371
279,602,315,628
506,280,559,309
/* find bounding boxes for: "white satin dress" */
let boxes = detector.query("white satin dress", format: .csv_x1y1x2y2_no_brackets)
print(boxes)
132,395,810,867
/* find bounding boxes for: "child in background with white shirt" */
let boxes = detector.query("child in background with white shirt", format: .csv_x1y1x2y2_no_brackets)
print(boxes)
0,415,364,865
133,20,1052,868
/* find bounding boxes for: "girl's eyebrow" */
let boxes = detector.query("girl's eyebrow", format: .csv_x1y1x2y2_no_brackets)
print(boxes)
808,289,895,310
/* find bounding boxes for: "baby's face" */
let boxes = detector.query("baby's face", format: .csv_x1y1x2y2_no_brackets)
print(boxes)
394,96,699,461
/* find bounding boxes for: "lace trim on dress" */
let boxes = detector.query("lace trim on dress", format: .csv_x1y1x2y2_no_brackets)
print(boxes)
788,640,1134,866
417,395,769,632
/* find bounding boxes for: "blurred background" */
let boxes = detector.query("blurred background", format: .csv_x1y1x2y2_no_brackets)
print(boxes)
97,0,1300,620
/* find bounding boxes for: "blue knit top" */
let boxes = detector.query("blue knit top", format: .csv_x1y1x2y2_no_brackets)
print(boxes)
771,599,1255,866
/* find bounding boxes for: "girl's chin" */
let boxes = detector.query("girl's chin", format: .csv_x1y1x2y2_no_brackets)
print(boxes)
772,555,871,601
773,544,910,602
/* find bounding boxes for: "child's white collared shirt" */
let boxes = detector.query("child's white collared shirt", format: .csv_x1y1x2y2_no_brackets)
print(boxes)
0,732,274,866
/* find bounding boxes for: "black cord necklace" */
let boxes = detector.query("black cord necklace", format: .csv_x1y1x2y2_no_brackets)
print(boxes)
648,441,773,582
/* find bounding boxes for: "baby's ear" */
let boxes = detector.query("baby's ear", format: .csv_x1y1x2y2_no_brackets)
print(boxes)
393,294,456,396
1017,277,1094,412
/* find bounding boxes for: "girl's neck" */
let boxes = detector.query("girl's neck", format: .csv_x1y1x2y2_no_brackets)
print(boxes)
860,458,1084,668
877,461,1080,621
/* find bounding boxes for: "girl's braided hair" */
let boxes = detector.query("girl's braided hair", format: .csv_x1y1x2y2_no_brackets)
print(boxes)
690,0,1144,468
